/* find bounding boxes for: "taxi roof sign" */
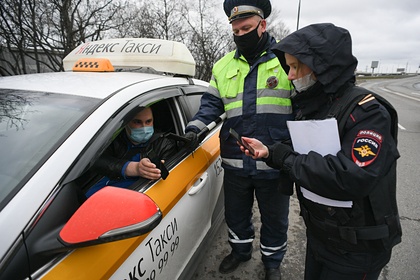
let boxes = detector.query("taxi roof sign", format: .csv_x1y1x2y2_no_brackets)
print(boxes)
73,58,114,72
63,38,196,76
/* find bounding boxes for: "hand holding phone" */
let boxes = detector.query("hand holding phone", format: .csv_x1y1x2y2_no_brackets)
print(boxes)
147,149,169,180
229,128,255,156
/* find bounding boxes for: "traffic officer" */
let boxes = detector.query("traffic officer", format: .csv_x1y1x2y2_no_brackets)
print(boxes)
239,23,402,279
184,0,294,279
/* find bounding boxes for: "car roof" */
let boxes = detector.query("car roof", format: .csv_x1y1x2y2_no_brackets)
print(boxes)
0,71,190,99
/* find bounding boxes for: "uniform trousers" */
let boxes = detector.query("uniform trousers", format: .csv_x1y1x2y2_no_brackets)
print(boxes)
223,171,290,268
304,232,391,280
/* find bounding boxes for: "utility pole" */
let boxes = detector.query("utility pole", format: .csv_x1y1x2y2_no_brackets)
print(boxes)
296,0,301,30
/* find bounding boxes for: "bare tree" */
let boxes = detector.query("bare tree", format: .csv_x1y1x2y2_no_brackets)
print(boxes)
0,90,33,134
180,0,232,81
110,1,154,38
117,0,232,81
265,8,290,41
0,0,134,75
151,0,184,41
0,0,30,75
0,0,289,78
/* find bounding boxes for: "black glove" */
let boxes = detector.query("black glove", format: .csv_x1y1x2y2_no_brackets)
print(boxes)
272,142,295,169
183,131,200,152
262,140,296,196
279,170,294,196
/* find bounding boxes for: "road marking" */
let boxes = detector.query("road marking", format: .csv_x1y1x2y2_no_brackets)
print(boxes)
411,92,420,96
375,86,410,131
379,86,420,102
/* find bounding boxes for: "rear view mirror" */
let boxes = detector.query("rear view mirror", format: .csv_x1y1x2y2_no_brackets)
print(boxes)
59,186,162,247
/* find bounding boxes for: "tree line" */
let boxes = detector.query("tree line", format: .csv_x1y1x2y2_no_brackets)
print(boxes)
0,0,289,81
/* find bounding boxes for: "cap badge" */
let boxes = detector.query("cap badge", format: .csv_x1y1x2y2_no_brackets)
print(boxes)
267,76,279,89
233,6,238,14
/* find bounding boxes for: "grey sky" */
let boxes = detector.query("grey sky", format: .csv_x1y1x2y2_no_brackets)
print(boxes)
273,0,420,73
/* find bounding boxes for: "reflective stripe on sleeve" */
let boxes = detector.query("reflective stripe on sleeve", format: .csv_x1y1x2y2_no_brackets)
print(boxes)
207,84,220,98
187,119,207,131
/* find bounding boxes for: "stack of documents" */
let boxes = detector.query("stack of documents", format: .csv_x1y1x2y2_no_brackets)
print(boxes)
287,118,352,208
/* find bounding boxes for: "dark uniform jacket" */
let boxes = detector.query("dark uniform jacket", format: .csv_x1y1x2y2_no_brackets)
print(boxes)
268,23,402,257
92,130,177,181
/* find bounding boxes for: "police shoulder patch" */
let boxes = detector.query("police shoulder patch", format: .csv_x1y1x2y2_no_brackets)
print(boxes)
352,130,382,167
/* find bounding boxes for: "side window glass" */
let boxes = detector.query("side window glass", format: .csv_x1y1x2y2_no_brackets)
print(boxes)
79,98,184,196
184,94,203,119
150,100,176,134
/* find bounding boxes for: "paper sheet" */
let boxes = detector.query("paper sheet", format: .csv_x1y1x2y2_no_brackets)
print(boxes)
287,118,352,208
287,118,341,156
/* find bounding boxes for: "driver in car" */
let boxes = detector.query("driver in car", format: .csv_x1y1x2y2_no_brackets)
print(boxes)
85,107,177,197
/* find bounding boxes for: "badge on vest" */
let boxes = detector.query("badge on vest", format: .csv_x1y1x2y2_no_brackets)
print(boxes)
266,76,279,89
352,130,382,167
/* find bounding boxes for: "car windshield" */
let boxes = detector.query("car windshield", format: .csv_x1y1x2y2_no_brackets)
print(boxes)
0,89,100,208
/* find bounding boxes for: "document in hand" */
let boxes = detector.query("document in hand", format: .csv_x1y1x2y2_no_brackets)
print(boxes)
287,118,352,208
286,118,341,156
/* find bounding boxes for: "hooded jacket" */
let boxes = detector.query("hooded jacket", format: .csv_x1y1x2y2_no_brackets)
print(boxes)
269,23,401,255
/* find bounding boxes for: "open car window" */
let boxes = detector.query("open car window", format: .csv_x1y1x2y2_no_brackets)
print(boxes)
13,88,191,278
68,87,194,197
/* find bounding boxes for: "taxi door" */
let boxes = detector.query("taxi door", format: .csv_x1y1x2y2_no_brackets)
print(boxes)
108,89,224,279
35,84,224,280
109,127,223,280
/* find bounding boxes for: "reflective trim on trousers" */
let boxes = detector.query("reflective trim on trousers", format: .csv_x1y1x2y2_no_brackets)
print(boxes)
260,241,287,256
228,227,254,244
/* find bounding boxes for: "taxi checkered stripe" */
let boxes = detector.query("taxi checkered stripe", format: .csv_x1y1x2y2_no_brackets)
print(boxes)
74,61,100,69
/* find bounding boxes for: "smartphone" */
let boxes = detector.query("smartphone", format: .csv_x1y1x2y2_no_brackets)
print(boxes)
147,149,169,180
229,128,255,156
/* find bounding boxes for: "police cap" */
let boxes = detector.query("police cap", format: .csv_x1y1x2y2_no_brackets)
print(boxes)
223,0,272,23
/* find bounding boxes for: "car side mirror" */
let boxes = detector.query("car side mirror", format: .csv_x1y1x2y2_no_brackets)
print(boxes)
59,186,162,248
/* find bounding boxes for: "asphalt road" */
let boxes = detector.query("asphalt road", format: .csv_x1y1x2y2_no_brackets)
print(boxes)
191,76,420,280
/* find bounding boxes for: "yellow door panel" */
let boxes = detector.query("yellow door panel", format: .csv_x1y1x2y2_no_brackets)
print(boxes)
41,132,220,280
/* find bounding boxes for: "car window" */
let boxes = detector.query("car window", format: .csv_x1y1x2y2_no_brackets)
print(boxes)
0,89,100,210
10,91,188,278
184,94,203,118
178,85,206,121
79,98,183,196
69,89,188,196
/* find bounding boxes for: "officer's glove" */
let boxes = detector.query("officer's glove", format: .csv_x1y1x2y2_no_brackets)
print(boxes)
183,130,200,152
262,139,296,196
264,141,297,172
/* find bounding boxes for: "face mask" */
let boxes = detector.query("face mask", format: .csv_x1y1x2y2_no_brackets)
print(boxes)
234,21,262,57
293,72,316,92
128,126,154,144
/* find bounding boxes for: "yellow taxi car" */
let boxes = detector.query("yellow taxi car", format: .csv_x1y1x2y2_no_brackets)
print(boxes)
0,38,224,280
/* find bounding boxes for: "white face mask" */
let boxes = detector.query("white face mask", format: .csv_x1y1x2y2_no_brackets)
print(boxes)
293,72,316,92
